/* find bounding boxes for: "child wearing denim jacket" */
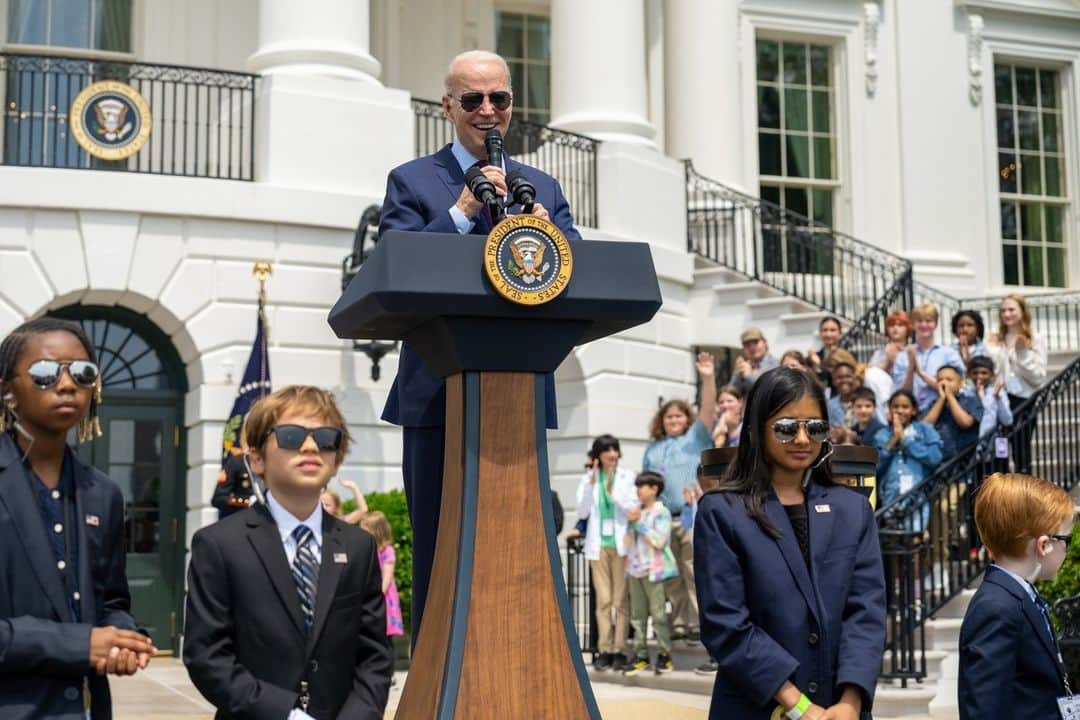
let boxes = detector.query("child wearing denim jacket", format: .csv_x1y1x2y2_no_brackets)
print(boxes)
623,471,680,676
874,389,943,513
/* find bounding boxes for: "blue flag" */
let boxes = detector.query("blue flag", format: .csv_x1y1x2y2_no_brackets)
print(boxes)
221,309,271,465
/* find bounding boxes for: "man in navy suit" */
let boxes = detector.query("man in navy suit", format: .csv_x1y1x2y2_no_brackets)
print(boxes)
378,49,582,643
959,472,1074,720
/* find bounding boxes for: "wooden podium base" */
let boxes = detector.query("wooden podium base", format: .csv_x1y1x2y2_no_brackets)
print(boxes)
394,372,600,719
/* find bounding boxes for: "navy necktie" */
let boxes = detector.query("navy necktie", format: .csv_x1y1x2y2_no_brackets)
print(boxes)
291,525,318,632
1034,592,1059,648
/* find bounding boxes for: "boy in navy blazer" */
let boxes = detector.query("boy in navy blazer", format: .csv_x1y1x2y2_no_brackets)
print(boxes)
959,472,1075,720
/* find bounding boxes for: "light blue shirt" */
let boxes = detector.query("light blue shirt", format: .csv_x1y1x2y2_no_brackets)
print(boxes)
994,563,1038,603
890,343,965,411
447,140,507,234
642,419,714,514
265,491,323,568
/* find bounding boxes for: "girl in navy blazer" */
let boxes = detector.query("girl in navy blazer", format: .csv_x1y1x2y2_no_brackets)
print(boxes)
695,367,886,720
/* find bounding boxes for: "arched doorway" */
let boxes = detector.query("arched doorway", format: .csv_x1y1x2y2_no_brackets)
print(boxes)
50,304,187,653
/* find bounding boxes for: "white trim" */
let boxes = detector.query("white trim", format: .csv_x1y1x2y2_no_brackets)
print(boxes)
956,0,1080,22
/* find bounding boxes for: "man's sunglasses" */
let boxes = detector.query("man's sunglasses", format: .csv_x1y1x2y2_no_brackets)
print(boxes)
770,418,829,444
264,424,344,452
25,359,100,389
451,91,512,112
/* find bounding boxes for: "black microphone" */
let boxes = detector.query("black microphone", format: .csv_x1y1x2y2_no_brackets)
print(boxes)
506,170,536,213
484,128,503,169
465,166,497,205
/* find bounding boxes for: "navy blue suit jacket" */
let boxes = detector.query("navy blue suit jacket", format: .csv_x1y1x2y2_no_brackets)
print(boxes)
694,481,885,719
377,143,581,429
0,432,137,720
958,565,1066,720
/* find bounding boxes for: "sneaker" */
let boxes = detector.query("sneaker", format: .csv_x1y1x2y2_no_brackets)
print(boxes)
611,652,629,672
623,656,651,676
593,652,613,672
684,629,701,646
655,651,674,673
694,659,719,675
671,626,688,641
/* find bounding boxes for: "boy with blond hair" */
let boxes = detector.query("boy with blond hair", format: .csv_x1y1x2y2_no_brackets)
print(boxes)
890,303,965,412
184,385,392,719
958,472,1075,720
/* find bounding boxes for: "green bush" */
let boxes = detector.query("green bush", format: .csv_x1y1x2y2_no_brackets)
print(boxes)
343,489,413,635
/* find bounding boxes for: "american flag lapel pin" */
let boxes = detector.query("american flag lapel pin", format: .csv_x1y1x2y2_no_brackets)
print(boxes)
333,553,348,564
85,514,100,527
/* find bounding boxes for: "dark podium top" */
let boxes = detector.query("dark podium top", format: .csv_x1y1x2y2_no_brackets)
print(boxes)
328,230,663,376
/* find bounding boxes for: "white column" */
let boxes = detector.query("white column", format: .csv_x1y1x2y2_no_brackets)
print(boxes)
664,0,743,186
549,0,656,146
244,0,412,197
247,0,381,83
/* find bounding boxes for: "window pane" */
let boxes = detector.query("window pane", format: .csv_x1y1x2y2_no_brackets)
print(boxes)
1045,205,1063,243
1045,156,1062,196
1043,112,1059,152
1021,245,1044,286
786,135,809,177
759,133,781,176
51,0,91,48
496,13,524,58
760,184,781,205
508,62,525,103
1003,243,1019,285
810,46,830,87
784,186,809,217
999,153,1017,193
994,65,1012,105
1039,69,1057,109
96,0,132,52
525,17,549,61
813,136,832,179
527,64,549,111
811,90,830,133
1020,204,1042,242
1015,67,1037,106
1020,154,1042,195
1001,202,1018,240
784,88,808,131
783,43,807,84
7,0,46,44
758,86,780,129
757,40,779,82
812,189,833,225
996,108,1014,149
1047,246,1066,287
1017,110,1039,150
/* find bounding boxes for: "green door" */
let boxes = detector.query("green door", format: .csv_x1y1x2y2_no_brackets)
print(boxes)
54,306,188,654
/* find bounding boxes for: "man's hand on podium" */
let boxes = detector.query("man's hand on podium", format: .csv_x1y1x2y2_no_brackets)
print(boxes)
455,165,507,218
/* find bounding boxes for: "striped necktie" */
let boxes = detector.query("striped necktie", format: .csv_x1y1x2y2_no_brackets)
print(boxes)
291,525,319,633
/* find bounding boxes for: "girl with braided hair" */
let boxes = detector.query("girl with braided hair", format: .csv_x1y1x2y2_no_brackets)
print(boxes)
0,317,154,719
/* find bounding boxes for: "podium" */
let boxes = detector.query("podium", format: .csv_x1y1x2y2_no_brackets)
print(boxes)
329,230,662,718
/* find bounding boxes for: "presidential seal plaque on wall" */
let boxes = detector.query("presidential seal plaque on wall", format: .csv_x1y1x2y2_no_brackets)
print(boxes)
483,215,573,306
69,80,152,160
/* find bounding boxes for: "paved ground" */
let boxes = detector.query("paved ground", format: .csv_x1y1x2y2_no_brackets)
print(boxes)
110,658,711,719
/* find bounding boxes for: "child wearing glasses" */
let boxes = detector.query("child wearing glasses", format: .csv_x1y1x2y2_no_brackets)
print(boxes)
959,472,1075,720
873,389,943,509
695,367,885,720
184,385,392,719
0,318,156,719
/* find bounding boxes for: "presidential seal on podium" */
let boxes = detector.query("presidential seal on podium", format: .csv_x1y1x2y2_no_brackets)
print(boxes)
483,215,573,305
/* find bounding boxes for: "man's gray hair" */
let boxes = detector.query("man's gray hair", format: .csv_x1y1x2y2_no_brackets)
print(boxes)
443,50,512,95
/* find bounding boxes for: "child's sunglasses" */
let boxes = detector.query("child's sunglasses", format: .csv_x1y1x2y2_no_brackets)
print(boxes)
25,359,100,389
451,91,512,112
770,418,829,444
265,424,344,452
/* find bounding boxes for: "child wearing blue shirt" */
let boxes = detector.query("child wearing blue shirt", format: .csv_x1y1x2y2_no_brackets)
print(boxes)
874,389,943,509
967,356,1012,439
922,365,983,457
847,387,886,446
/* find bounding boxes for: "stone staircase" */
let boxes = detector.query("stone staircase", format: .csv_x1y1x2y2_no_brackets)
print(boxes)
688,263,830,355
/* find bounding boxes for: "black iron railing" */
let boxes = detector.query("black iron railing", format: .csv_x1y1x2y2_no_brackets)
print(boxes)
1053,592,1080,682
1,52,256,180
565,536,597,656
411,99,598,229
685,161,913,361
916,281,1080,354
876,354,1080,681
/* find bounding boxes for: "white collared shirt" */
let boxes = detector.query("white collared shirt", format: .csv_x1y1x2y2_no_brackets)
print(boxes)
265,491,323,567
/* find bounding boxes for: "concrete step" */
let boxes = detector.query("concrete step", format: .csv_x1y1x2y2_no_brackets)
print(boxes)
711,281,778,304
781,310,830,337
924,617,964,652
873,682,937,719
882,649,949,683
931,589,976,619
746,295,818,319
692,265,748,285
